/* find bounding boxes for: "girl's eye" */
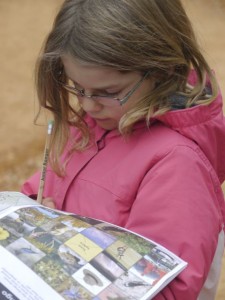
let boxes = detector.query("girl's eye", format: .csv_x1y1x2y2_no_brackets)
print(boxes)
101,90,122,97
91,91,119,98
104,92,119,97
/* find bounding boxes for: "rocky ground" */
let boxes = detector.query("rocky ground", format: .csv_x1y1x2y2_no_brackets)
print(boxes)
0,0,224,297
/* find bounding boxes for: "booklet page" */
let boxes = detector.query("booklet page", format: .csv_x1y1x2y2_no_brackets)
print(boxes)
0,192,187,300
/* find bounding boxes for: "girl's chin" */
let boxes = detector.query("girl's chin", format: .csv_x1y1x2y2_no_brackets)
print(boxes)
95,118,118,130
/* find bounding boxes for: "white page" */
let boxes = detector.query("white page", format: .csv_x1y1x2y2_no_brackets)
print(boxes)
0,246,63,300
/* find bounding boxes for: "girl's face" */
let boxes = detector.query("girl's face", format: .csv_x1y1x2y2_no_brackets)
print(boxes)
62,54,154,130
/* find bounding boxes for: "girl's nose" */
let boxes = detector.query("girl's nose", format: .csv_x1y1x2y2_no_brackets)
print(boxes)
78,96,102,113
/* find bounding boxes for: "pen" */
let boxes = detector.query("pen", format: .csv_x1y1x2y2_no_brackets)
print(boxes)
37,120,54,204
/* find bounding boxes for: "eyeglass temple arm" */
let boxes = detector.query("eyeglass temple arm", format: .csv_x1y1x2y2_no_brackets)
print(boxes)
119,71,150,105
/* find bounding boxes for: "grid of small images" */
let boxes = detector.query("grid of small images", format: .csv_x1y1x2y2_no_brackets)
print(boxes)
0,207,180,300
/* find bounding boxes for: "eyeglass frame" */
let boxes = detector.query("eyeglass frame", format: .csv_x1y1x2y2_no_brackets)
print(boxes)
60,71,150,106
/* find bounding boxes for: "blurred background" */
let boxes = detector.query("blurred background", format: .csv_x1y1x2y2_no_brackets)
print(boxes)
0,0,224,298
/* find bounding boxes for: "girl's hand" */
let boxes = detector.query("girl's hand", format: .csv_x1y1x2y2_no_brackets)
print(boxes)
42,197,56,209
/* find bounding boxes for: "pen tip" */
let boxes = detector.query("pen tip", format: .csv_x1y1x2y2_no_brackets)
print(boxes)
48,120,54,126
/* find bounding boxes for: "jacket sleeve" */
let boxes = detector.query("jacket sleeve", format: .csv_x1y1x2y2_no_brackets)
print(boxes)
125,145,223,299
21,166,56,199
21,171,41,199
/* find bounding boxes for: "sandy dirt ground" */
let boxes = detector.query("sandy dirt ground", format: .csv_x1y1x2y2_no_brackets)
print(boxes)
0,0,225,298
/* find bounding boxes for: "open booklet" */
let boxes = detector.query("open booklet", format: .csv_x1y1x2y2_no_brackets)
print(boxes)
0,192,187,300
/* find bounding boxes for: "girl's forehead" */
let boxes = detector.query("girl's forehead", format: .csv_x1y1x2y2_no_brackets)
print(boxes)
62,55,116,75
61,55,139,88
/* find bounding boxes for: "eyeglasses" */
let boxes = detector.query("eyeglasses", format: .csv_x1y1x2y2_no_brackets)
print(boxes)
61,72,149,106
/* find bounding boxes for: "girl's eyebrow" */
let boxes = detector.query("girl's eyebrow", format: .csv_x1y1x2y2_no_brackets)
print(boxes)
68,77,123,91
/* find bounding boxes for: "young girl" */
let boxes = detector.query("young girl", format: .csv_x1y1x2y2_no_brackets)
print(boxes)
22,0,225,299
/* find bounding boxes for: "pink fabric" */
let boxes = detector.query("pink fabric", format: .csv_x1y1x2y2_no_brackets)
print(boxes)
22,77,225,299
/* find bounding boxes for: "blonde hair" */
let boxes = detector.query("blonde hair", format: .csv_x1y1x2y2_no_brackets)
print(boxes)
35,0,218,174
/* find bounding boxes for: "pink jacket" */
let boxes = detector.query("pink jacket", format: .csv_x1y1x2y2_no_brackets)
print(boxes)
22,77,225,299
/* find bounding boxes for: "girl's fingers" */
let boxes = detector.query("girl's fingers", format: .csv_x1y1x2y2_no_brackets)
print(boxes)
42,197,56,209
